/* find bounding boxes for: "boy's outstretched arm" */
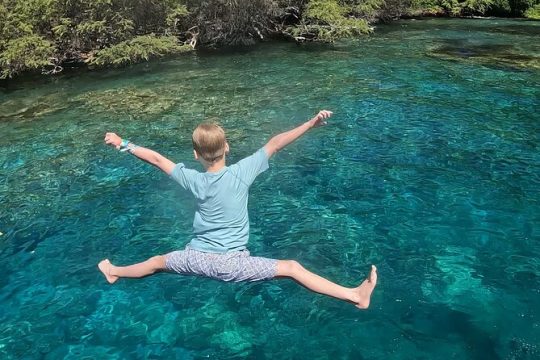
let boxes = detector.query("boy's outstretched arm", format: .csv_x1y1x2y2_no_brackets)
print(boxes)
104,132,175,175
264,110,332,158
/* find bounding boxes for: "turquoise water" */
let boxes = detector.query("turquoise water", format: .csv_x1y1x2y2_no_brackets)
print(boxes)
1,18,539,359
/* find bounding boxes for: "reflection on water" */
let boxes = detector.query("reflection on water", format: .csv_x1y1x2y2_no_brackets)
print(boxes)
0,18,539,360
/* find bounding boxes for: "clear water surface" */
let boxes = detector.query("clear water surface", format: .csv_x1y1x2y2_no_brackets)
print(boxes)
0,18,539,359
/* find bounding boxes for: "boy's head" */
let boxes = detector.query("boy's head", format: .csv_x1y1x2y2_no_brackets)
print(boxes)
192,122,229,163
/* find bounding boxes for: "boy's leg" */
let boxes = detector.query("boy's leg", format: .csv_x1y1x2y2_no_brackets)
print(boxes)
276,260,377,309
98,255,167,284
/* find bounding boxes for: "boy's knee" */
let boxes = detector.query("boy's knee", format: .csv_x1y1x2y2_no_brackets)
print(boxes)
277,260,304,276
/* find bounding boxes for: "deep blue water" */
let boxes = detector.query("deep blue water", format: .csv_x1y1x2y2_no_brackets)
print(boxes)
0,18,539,359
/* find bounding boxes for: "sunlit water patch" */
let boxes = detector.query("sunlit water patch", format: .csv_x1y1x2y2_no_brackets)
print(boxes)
0,18,539,359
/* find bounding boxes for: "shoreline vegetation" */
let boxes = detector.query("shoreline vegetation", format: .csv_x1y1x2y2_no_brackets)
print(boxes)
1,0,539,80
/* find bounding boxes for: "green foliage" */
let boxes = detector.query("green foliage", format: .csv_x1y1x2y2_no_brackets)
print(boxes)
348,0,388,20
0,0,196,77
438,0,462,15
375,0,415,20
524,3,540,17
461,0,493,14
1,0,539,78
488,0,513,14
409,0,445,13
52,17,72,38
508,0,537,15
77,20,108,40
0,35,54,78
290,0,371,42
166,4,190,31
306,0,347,22
90,35,192,67
408,0,539,15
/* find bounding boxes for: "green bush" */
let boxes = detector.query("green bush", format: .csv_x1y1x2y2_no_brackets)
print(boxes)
286,0,371,42
306,0,348,22
488,0,513,15
90,35,192,67
524,3,540,17
0,35,54,78
508,0,536,15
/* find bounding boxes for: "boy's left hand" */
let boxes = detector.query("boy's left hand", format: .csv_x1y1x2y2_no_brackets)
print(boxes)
310,110,333,128
104,132,123,149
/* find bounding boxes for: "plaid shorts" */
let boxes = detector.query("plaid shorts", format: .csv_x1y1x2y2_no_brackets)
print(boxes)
165,247,278,282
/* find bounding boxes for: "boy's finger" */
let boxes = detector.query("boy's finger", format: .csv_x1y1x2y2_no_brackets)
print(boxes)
320,110,332,118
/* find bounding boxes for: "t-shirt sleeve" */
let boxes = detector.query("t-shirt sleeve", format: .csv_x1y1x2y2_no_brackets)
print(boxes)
234,148,270,186
170,163,198,192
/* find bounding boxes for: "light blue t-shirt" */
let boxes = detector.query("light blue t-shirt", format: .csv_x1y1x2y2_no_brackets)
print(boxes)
171,148,269,253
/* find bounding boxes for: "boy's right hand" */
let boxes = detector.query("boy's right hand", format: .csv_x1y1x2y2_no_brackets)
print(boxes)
309,110,333,128
104,132,123,149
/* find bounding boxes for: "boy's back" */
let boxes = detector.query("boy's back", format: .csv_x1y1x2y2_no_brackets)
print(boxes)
171,148,269,253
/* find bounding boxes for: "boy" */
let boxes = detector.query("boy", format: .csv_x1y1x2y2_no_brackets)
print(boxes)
99,110,377,309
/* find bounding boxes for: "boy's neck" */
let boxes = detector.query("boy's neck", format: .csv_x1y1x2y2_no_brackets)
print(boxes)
203,157,226,173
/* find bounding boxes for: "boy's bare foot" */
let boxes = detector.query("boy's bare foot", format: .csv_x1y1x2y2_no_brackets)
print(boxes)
352,265,378,309
98,259,119,284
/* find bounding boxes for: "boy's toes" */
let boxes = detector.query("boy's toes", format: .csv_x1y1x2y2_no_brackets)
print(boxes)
369,265,377,284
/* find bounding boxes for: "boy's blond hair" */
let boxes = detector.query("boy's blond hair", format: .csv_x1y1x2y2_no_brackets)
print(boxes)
192,122,227,162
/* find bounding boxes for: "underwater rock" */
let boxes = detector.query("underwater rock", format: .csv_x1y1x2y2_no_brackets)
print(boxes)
84,289,139,344
489,24,540,37
76,87,178,116
427,42,540,70
56,344,118,359
148,312,180,345
421,246,496,315
0,95,68,121
196,302,256,356
502,337,539,360
18,283,56,309
210,328,254,357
